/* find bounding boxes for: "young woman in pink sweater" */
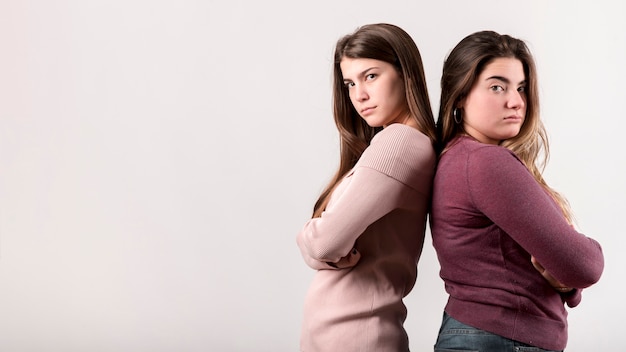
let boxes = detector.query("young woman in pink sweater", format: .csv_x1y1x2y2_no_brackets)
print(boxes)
430,31,604,351
296,23,437,351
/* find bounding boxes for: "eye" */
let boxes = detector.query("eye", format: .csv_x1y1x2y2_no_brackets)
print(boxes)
365,73,377,81
517,86,526,93
344,81,355,89
490,85,504,92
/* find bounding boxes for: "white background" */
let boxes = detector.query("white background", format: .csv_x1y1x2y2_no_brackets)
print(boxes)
1,1,624,351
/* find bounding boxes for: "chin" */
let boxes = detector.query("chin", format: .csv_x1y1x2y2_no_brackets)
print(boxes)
500,133,522,142
503,128,523,139
363,120,384,128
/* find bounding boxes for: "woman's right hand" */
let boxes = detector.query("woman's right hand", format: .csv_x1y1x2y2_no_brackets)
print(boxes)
531,256,573,293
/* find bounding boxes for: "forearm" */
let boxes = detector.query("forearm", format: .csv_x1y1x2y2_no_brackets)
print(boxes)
297,231,361,270
470,148,605,288
297,167,405,263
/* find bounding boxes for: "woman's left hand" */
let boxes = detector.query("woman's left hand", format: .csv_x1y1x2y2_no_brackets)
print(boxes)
326,248,361,269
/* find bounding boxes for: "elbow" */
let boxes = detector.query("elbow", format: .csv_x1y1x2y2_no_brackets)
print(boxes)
583,245,605,287
570,251,605,289
570,267,603,289
582,259,605,288
296,230,334,262
304,241,336,262
566,238,605,288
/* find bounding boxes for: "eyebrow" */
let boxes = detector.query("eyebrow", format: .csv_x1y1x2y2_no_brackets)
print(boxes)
486,75,526,85
343,67,380,82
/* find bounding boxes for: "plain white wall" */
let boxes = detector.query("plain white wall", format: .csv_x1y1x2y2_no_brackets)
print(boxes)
0,1,624,351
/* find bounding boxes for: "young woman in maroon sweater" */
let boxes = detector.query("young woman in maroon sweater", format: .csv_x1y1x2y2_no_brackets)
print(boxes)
430,31,604,351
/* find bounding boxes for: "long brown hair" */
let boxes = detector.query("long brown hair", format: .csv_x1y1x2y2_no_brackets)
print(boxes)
436,30,573,222
312,23,436,218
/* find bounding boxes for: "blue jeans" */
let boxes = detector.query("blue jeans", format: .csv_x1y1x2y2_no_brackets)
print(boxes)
434,312,562,352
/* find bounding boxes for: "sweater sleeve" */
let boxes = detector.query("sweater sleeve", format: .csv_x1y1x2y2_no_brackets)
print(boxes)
296,169,406,269
296,125,433,270
466,146,604,289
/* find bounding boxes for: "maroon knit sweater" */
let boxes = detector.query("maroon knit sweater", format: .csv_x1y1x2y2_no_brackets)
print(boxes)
430,136,604,351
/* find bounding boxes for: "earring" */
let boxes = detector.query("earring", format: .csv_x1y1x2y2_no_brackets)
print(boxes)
453,108,462,124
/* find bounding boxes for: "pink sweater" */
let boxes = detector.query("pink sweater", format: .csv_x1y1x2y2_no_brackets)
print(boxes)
430,136,604,350
296,124,436,352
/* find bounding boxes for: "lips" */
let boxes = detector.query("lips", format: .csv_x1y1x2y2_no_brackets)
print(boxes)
360,106,375,115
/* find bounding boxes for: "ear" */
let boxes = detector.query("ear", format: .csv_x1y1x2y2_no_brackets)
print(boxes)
456,96,466,110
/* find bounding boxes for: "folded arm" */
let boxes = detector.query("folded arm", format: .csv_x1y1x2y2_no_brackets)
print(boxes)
468,147,604,289
296,167,407,270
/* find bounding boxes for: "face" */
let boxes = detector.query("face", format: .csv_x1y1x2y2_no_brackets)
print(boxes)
340,57,414,128
460,57,527,145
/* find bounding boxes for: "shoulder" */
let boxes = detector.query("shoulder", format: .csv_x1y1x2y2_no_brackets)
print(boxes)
374,122,432,144
438,137,528,188
444,136,522,168
367,123,433,158
444,137,529,186
468,142,523,173
357,123,436,187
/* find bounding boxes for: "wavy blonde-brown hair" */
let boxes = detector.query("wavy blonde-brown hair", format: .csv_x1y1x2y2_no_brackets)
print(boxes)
436,30,573,222
312,23,436,218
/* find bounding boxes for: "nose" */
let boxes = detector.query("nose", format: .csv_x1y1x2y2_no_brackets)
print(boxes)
507,90,525,110
354,84,369,102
